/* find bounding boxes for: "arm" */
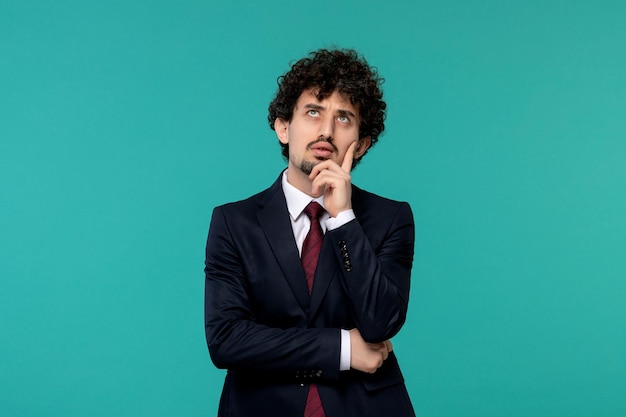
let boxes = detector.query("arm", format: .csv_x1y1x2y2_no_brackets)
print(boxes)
328,202,414,342
204,206,342,379
309,142,415,343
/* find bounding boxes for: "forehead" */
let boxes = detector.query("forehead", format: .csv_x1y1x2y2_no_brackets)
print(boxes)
295,88,359,113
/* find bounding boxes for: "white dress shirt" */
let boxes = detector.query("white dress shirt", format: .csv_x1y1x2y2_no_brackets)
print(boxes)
281,170,353,371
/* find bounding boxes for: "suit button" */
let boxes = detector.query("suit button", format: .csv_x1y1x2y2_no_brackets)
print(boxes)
344,260,352,272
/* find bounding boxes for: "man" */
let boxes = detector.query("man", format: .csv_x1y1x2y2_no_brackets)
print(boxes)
205,49,415,417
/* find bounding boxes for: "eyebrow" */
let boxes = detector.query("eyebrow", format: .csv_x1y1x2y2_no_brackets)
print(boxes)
303,103,357,119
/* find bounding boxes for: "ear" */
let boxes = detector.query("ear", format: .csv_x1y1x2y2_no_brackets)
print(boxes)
355,136,371,159
274,118,289,144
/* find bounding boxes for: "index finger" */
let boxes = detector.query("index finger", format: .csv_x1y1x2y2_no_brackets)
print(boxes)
341,141,358,173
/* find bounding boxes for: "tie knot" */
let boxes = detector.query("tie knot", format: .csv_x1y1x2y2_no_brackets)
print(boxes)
304,201,325,221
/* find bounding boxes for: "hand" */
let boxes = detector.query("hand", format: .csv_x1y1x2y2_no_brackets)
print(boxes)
309,141,357,218
349,328,393,374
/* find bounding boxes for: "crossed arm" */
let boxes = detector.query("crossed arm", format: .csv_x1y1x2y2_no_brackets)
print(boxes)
204,205,412,377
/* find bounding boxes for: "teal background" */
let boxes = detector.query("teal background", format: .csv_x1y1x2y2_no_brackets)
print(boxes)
2,0,625,416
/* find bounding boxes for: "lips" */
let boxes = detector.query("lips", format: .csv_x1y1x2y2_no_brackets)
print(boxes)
310,141,335,158
311,142,333,151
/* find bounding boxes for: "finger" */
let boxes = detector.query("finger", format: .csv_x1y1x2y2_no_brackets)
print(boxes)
310,169,336,196
370,342,388,357
309,157,346,180
308,163,337,190
309,162,341,181
367,342,386,351
341,141,357,173
381,347,389,361
310,166,348,195
309,160,329,180
386,340,393,352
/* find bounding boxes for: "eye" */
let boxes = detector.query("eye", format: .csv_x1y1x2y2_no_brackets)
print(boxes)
307,109,320,117
337,115,350,123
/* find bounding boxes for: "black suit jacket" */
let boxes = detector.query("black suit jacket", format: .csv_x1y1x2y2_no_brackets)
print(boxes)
205,174,415,417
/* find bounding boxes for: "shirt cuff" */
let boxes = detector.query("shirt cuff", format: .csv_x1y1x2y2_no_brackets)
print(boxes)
340,329,351,371
326,209,355,231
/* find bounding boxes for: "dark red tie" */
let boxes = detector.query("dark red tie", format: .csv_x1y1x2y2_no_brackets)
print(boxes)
301,201,326,417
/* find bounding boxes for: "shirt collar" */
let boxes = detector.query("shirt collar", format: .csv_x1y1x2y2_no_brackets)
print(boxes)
281,169,325,221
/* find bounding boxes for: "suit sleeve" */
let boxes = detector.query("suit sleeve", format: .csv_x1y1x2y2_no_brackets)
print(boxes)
327,201,415,343
204,206,342,379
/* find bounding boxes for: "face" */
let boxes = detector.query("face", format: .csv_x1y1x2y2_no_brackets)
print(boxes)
274,89,371,179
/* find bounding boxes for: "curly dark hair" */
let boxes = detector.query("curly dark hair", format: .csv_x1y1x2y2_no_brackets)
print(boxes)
268,48,386,167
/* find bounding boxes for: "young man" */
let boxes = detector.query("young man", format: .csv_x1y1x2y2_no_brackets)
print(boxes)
205,49,415,417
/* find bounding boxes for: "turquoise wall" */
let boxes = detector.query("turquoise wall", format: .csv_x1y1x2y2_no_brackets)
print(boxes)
2,1,625,416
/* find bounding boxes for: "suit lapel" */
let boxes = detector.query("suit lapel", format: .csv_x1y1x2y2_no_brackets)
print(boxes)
257,177,311,311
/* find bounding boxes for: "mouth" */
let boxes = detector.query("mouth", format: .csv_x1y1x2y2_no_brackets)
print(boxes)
308,140,336,159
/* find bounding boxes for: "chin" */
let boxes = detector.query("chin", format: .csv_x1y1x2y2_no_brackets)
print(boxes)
299,160,318,175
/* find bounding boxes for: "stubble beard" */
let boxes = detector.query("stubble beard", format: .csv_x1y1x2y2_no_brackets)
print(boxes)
299,156,331,176
299,159,318,176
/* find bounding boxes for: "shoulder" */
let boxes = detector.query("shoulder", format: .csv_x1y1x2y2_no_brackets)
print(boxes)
214,188,267,212
214,174,282,211
351,185,414,234
352,185,412,213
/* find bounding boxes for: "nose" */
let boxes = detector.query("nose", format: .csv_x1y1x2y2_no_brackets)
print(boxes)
318,116,334,140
